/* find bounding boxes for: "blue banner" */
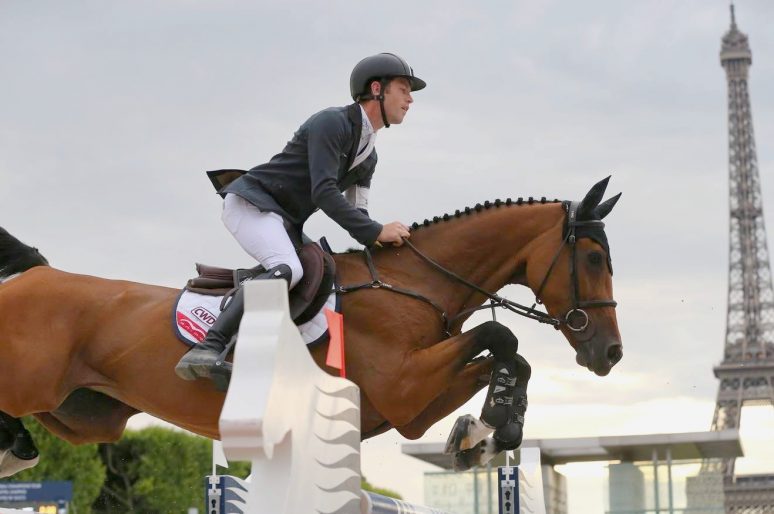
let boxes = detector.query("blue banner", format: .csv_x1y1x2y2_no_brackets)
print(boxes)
0,481,73,502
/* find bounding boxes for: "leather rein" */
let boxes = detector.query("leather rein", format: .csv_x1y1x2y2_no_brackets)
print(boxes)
335,201,617,337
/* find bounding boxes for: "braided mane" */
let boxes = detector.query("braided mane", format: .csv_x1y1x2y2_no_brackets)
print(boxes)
410,196,562,231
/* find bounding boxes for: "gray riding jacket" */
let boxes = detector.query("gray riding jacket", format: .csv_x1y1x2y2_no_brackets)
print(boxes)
220,103,382,246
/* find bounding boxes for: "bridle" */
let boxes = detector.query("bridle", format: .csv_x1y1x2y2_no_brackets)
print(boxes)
336,201,617,337
532,201,618,332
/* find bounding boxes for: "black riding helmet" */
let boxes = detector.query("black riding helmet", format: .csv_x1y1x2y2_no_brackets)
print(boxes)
350,53,426,128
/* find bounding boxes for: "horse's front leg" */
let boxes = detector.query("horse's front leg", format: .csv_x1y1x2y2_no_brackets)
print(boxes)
394,355,494,440
364,321,517,430
449,352,531,471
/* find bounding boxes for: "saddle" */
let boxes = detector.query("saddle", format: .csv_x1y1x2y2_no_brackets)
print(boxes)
186,242,336,325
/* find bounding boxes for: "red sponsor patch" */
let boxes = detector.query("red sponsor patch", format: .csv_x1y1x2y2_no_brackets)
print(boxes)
177,312,207,342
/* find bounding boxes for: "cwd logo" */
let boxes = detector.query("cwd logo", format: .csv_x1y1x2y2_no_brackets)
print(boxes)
191,306,218,326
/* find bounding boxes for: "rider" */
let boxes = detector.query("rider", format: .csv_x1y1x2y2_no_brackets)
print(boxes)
175,52,426,383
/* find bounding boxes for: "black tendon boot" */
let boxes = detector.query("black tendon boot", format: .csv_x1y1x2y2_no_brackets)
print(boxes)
480,360,518,429
493,354,531,451
0,412,39,478
493,395,527,451
174,264,292,387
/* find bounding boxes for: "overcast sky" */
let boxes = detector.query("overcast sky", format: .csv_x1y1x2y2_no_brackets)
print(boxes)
2,1,774,512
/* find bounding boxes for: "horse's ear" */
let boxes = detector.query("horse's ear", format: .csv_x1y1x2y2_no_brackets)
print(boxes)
595,192,621,219
578,176,611,218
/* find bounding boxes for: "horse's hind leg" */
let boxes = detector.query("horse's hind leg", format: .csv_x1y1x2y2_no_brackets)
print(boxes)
0,411,39,478
33,389,139,445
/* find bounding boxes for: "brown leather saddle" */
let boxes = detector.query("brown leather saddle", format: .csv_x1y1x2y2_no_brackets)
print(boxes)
186,242,336,325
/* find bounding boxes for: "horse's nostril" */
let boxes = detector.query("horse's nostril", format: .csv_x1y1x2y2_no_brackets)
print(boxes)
608,345,623,364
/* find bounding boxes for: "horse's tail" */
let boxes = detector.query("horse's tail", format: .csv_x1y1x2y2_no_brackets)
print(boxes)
0,226,49,280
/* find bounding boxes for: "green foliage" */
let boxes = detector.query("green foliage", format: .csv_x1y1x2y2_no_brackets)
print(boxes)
93,426,251,514
217,458,250,479
361,476,403,500
94,427,210,513
4,417,105,514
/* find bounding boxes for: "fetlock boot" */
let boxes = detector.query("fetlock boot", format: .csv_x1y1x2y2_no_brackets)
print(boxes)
0,413,20,452
493,394,527,450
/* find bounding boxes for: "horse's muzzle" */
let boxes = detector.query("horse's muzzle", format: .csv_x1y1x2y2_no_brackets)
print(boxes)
575,337,623,376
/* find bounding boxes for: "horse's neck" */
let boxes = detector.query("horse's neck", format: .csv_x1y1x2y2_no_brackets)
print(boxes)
410,203,565,314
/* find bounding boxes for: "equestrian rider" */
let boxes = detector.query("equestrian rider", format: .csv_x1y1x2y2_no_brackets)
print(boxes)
175,52,426,383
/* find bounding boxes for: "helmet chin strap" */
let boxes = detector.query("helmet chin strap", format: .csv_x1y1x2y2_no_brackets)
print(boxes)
376,78,390,128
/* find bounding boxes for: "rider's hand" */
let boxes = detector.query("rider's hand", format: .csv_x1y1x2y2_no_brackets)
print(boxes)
377,221,410,247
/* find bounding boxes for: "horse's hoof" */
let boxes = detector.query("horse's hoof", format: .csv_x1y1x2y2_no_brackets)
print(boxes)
445,415,495,454
452,444,483,472
453,438,500,471
444,415,475,454
0,450,39,478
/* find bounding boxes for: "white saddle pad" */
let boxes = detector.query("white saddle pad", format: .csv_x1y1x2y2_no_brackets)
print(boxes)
173,288,338,347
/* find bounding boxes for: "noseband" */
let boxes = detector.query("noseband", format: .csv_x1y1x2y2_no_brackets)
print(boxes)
337,201,617,336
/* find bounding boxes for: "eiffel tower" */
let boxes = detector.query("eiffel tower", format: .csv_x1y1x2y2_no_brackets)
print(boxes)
688,4,774,512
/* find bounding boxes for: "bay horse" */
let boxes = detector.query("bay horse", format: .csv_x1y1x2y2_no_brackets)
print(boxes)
0,177,622,476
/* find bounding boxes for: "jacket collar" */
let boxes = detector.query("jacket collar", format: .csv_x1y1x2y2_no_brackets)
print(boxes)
344,103,363,171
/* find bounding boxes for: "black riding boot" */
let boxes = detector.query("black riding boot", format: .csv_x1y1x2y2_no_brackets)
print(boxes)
174,287,244,382
174,264,292,384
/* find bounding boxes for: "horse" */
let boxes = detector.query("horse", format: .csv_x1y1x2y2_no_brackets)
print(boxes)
0,177,622,476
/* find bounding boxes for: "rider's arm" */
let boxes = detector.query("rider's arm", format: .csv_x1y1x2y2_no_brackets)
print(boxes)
307,112,383,246
344,177,410,246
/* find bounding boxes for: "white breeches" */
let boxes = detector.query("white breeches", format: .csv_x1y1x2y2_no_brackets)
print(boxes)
221,194,303,289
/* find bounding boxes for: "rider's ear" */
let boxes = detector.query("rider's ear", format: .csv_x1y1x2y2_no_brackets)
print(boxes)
370,80,381,97
578,176,611,218
594,192,621,220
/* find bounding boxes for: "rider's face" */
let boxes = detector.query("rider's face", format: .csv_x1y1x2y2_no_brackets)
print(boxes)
382,77,413,125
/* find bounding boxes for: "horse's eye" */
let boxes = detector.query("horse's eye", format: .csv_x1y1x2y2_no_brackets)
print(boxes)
588,252,603,265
